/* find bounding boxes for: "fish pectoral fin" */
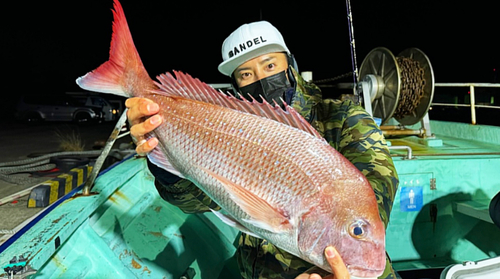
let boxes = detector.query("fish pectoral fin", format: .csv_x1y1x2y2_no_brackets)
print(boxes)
210,209,262,238
147,140,185,179
203,167,292,233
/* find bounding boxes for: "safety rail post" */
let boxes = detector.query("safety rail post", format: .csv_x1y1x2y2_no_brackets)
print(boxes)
433,83,500,125
469,85,476,125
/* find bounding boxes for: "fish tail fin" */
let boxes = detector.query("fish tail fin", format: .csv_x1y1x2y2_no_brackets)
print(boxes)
76,0,154,98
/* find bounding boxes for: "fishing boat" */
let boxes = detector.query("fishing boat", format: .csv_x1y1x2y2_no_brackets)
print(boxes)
2,4,500,279
2,45,499,279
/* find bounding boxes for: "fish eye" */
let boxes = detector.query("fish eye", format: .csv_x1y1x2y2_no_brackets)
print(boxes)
349,220,367,239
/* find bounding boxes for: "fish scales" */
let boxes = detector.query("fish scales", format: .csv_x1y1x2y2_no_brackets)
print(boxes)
76,0,387,277
153,95,323,203
148,94,363,254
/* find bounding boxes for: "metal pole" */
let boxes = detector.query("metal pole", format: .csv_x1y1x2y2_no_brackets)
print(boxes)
470,85,476,125
388,145,414,160
382,129,426,137
82,108,129,195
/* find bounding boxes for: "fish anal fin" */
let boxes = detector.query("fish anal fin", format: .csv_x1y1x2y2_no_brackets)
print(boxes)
202,167,291,233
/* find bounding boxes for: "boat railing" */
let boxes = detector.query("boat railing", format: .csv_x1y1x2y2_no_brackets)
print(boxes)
210,81,500,126
330,81,500,126
432,83,500,125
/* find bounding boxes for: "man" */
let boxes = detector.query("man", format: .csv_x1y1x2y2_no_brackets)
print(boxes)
127,21,399,279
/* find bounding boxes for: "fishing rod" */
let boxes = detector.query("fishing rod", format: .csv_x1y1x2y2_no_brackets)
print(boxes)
345,0,360,101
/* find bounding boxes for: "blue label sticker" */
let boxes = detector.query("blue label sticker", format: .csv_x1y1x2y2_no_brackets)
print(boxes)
400,186,423,212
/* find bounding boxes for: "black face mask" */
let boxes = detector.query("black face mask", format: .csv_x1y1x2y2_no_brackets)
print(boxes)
238,71,294,105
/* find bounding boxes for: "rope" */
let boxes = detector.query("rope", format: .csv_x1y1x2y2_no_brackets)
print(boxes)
0,161,53,174
0,150,102,168
0,150,103,185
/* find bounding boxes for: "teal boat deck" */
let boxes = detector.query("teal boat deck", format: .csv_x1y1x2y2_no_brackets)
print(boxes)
390,121,500,157
0,157,240,278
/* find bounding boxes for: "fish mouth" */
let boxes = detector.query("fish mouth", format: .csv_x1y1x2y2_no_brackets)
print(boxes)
347,265,384,278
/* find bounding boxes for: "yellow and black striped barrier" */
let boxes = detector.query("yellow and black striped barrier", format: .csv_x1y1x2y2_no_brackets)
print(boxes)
28,165,93,208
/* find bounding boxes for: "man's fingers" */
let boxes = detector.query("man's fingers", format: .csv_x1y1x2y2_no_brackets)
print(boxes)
125,97,162,156
136,138,158,155
129,115,162,155
325,246,349,279
126,97,159,124
129,115,162,138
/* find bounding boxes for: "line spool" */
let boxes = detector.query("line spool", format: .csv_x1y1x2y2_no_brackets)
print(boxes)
359,47,435,126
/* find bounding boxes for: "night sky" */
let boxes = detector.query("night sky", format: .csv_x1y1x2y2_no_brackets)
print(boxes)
1,1,499,120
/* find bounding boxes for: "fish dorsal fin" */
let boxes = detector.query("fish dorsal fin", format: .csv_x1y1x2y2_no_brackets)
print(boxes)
153,71,323,139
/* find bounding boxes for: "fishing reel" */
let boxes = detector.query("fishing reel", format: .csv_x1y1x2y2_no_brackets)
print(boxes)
356,47,435,136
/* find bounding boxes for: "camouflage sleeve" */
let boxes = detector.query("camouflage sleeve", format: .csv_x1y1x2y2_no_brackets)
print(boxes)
335,101,399,228
147,160,221,214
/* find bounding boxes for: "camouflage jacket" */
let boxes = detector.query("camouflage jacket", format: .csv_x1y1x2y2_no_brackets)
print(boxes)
149,69,399,279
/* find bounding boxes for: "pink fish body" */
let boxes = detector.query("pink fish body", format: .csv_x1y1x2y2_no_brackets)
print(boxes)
76,0,386,277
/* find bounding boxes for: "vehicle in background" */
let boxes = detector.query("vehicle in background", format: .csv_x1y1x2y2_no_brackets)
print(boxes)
15,94,104,124
70,93,119,122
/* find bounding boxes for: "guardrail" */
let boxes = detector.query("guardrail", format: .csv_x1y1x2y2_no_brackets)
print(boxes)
212,81,500,126
332,81,500,125
432,83,500,125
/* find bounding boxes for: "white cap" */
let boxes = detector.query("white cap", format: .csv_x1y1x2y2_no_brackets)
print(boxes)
218,21,290,76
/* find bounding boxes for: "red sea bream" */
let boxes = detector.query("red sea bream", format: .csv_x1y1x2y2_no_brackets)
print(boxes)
76,0,386,277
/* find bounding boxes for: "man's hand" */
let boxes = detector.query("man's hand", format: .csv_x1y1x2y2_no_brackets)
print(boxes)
295,246,349,279
125,97,162,155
